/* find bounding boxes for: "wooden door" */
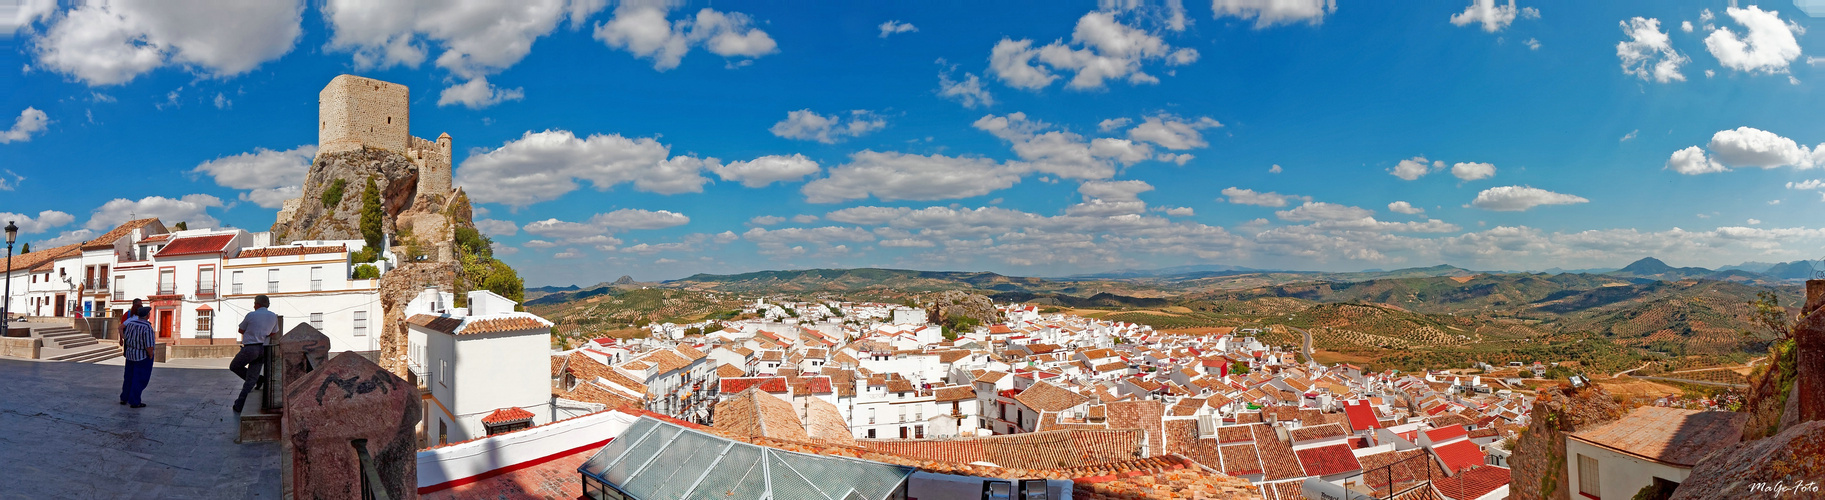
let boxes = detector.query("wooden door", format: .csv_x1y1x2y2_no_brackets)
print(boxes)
158,311,173,338
54,295,65,317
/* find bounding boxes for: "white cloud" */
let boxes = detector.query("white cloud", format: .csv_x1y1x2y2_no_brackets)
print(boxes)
1665,145,1727,174
878,20,916,38
0,107,48,143
189,145,316,209
0,210,74,234
490,241,518,256
1706,127,1819,168
1126,115,1221,150
474,219,518,237
769,109,886,143
32,229,96,247
742,226,876,256
1682,21,1694,33
1163,207,1195,216
1451,162,1497,181
989,11,1198,91
802,150,1020,203
593,1,775,71
1787,179,1825,190
436,77,524,109
326,0,603,82
1271,201,1459,233
1748,218,1762,225
1,0,55,35
1620,129,1638,142
1269,164,1283,174
974,112,1154,180
1068,180,1155,217
524,239,557,248
1389,156,1443,181
1098,117,1133,132
1524,38,1541,50
748,215,785,226
553,248,582,259
1704,6,1803,75
1388,201,1424,215
1617,17,1688,83
33,0,302,85
85,194,225,230
212,93,230,109
455,130,711,206
1220,187,1297,207
709,153,820,187
1470,186,1589,211
1450,0,1538,33
937,70,994,109
1211,0,1335,28
791,214,819,224
589,208,690,230
1275,201,1372,222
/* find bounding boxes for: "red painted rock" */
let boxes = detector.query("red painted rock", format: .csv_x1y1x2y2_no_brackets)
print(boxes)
284,351,420,500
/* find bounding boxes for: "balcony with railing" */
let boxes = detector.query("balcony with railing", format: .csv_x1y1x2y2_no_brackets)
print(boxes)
196,282,217,299
82,278,109,294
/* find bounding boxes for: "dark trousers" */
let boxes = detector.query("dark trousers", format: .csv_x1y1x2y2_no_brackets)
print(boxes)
230,344,266,410
119,357,152,405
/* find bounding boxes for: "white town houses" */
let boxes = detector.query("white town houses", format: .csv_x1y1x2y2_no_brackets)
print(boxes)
1,218,390,353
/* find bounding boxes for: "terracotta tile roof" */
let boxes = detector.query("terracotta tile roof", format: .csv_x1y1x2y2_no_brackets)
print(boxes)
933,385,976,402
1169,398,1206,416
791,376,833,395
1427,413,1475,430
79,218,159,250
1234,412,1264,424
1429,465,1510,500
1,243,79,273
719,376,789,394
857,429,1145,470
802,397,853,443
712,387,806,441
564,351,647,394
1466,427,1499,440
1094,361,1129,373
715,363,746,378
1288,423,1348,442
674,344,706,361
1429,439,1484,474
1345,400,1381,432
407,314,464,334
1296,443,1362,477
155,234,236,257
459,315,553,335
640,349,692,374
1014,381,1091,413
824,369,857,397
480,406,535,425
1102,400,1166,457
1252,424,1304,480
1356,449,1449,492
236,245,346,258
1568,406,1746,467
1218,444,1263,475
1216,425,1256,444
1163,418,1200,457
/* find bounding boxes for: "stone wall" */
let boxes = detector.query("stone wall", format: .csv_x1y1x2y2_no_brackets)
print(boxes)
0,337,39,359
319,75,409,156
1507,384,1625,500
376,262,458,377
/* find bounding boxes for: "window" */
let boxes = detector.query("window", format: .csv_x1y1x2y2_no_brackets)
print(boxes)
1577,454,1600,498
440,360,448,387
485,421,530,436
267,269,280,293
438,420,447,445
868,408,876,424
309,267,323,291
353,311,367,337
866,429,876,439
197,265,216,295
197,310,213,333
158,268,176,295
310,313,324,331
915,425,924,439
231,271,244,295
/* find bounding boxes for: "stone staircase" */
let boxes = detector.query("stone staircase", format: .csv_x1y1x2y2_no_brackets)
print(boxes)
36,326,121,363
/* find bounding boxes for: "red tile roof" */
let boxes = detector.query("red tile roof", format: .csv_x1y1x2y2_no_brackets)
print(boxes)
1424,424,1468,444
1430,465,1510,500
1345,400,1381,432
1013,380,1090,413
155,234,236,257
1429,439,1485,473
459,315,552,335
79,218,160,250
1288,423,1348,442
1296,443,1363,477
857,429,1144,470
1,243,79,273
480,407,535,425
1218,444,1263,475
719,376,788,394
1252,424,1304,480
237,245,347,258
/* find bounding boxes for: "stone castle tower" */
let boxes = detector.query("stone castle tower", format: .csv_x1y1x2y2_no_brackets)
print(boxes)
315,75,453,204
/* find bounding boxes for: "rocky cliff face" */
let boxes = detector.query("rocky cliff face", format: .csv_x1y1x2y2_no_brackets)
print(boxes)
1508,384,1625,500
925,290,1001,336
272,147,419,243
1671,420,1825,500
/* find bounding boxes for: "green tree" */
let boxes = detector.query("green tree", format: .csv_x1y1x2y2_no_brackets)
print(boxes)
352,264,380,279
18,243,28,254
321,178,348,208
173,221,187,231
1232,363,1250,375
359,178,385,250
1749,290,1792,340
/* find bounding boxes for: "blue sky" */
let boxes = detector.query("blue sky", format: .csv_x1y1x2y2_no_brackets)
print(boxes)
2,1,1824,285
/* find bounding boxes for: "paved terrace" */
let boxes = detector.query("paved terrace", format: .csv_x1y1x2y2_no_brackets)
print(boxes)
0,357,280,499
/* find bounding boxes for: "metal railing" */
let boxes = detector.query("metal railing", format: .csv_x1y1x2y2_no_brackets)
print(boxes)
197,285,216,297
352,439,391,500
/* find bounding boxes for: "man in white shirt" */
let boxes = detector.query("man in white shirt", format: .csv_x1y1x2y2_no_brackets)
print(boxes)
231,295,281,413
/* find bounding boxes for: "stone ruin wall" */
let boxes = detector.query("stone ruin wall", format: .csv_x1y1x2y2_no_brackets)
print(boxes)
318,75,410,157
405,134,453,203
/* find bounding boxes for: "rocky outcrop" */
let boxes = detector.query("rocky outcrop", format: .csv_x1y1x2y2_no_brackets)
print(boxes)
272,147,419,243
1508,384,1626,500
1671,421,1825,500
925,290,1001,333
376,262,458,375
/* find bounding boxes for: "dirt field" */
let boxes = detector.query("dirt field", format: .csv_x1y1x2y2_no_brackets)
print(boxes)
1311,349,1376,366
1596,379,1683,400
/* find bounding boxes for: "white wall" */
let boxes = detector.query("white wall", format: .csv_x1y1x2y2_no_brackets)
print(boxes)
1566,438,1688,500
416,409,638,492
447,327,554,442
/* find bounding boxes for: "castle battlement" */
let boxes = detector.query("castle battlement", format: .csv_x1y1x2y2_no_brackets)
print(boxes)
315,74,454,205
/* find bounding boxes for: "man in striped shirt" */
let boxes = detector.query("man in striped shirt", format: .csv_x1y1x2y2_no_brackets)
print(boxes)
119,306,155,408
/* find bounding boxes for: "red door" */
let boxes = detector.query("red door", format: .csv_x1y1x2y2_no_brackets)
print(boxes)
158,311,174,338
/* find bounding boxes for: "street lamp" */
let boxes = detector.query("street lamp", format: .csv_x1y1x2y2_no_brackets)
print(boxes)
3,221,16,337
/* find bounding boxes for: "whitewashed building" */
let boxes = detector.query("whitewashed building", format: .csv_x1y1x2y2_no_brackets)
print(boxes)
406,288,555,445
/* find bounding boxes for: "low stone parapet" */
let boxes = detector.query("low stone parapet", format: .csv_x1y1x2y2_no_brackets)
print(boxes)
169,344,241,359
0,337,39,359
